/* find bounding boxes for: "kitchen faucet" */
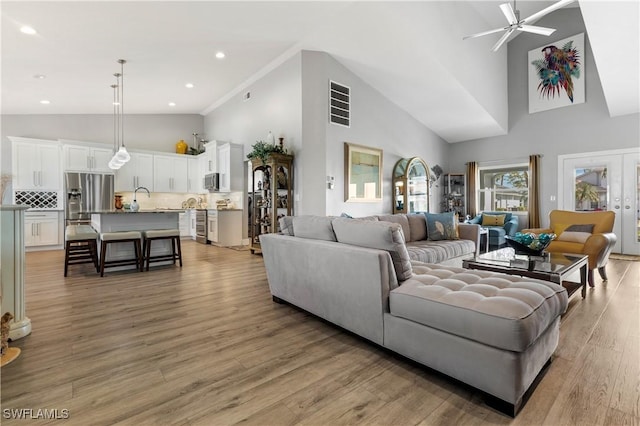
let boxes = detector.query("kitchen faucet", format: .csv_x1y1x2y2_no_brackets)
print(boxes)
130,186,150,212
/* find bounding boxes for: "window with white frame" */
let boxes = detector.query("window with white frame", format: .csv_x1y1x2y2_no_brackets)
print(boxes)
478,164,529,212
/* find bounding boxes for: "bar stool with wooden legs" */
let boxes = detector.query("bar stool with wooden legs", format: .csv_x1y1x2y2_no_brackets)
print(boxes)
99,231,143,277
64,225,99,276
142,229,183,271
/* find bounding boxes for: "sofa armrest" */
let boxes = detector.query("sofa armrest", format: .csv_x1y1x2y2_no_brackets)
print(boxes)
260,233,395,345
504,217,519,236
458,223,481,256
583,232,617,269
521,227,553,235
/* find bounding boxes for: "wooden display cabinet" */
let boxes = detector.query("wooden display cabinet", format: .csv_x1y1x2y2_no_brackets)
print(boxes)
250,153,294,254
393,157,431,214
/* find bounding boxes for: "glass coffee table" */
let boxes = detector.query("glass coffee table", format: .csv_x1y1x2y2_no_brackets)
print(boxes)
463,248,588,299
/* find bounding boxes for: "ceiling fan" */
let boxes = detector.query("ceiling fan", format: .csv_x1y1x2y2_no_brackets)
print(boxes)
463,0,576,52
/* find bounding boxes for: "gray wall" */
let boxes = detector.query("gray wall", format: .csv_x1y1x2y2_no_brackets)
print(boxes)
204,49,449,217
449,8,640,227
203,52,303,211
316,52,448,217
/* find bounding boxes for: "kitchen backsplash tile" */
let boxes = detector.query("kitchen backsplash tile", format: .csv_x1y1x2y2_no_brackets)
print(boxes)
115,191,244,210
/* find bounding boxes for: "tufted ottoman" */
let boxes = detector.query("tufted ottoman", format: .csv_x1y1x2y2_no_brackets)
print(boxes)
384,262,568,415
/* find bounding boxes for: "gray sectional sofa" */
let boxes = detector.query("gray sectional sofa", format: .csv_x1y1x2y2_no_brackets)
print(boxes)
261,215,568,416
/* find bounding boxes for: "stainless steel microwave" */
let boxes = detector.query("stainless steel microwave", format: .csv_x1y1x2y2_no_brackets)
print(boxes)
203,173,219,191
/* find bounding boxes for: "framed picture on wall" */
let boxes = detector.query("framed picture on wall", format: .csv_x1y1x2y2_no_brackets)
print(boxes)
528,32,585,114
344,142,383,202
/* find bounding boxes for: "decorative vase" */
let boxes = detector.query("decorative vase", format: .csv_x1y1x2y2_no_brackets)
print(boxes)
175,139,188,154
114,195,123,210
266,131,275,146
278,137,284,149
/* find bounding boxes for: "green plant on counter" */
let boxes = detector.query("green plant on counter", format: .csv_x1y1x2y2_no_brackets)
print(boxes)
246,140,286,164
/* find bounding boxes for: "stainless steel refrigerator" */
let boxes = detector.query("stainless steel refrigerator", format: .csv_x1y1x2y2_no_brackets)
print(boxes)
64,172,114,225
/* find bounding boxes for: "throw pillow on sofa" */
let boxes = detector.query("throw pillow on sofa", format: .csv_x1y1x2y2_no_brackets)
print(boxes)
332,217,413,282
556,223,595,243
291,216,337,241
425,212,459,241
481,213,507,226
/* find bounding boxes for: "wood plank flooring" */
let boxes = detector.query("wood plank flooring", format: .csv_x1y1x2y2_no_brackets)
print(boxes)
1,241,638,425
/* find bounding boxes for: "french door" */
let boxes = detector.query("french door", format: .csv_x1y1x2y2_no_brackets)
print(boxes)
559,149,640,255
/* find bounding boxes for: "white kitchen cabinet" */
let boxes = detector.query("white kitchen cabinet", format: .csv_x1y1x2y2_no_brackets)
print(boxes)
153,154,188,193
189,210,196,239
63,144,113,173
179,212,190,238
207,210,218,243
11,137,62,191
115,152,154,191
25,211,60,247
187,157,203,193
207,209,242,246
202,141,218,174
216,143,244,192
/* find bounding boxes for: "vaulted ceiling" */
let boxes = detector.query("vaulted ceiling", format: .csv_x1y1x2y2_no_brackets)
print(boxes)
1,1,637,143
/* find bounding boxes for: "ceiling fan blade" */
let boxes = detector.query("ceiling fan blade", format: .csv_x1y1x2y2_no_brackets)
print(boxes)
492,28,515,52
463,27,506,40
499,3,518,25
522,0,576,24
517,25,556,36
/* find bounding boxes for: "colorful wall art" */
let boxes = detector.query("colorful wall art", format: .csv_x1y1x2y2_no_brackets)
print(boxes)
528,33,585,114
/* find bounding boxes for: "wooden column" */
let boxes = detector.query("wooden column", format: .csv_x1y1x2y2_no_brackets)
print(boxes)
0,205,31,340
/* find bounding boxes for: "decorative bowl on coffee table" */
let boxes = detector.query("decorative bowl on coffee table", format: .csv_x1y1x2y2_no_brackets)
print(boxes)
505,232,556,256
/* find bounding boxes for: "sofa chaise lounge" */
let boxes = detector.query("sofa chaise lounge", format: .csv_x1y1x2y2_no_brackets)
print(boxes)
261,215,568,416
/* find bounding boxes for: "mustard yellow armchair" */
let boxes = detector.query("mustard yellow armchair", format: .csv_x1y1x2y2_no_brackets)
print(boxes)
523,210,617,287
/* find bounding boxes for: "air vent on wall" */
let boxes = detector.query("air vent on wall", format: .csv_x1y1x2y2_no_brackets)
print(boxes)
329,80,350,127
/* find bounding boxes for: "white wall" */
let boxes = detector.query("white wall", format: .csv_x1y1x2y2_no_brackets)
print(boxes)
448,8,640,226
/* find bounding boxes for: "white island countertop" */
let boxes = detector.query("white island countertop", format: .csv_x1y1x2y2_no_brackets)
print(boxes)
90,211,181,271
91,210,181,233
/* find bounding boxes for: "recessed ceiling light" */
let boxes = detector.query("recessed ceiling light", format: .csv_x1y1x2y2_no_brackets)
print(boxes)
215,51,225,59
40,100,50,105
20,26,37,35
33,74,46,79
185,83,194,89
168,102,176,107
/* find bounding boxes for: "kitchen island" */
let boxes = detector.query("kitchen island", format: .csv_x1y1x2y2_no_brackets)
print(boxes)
91,210,183,271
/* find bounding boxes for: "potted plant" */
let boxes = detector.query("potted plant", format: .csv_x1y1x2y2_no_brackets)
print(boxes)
246,140,287,164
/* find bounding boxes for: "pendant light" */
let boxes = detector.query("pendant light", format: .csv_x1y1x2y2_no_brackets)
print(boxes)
110,59,130,167
108,82,123,170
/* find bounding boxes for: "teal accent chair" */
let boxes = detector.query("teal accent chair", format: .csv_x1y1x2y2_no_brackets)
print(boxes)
468,211,519,249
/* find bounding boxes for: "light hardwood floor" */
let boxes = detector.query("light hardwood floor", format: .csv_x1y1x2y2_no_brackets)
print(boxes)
1,241,638,425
